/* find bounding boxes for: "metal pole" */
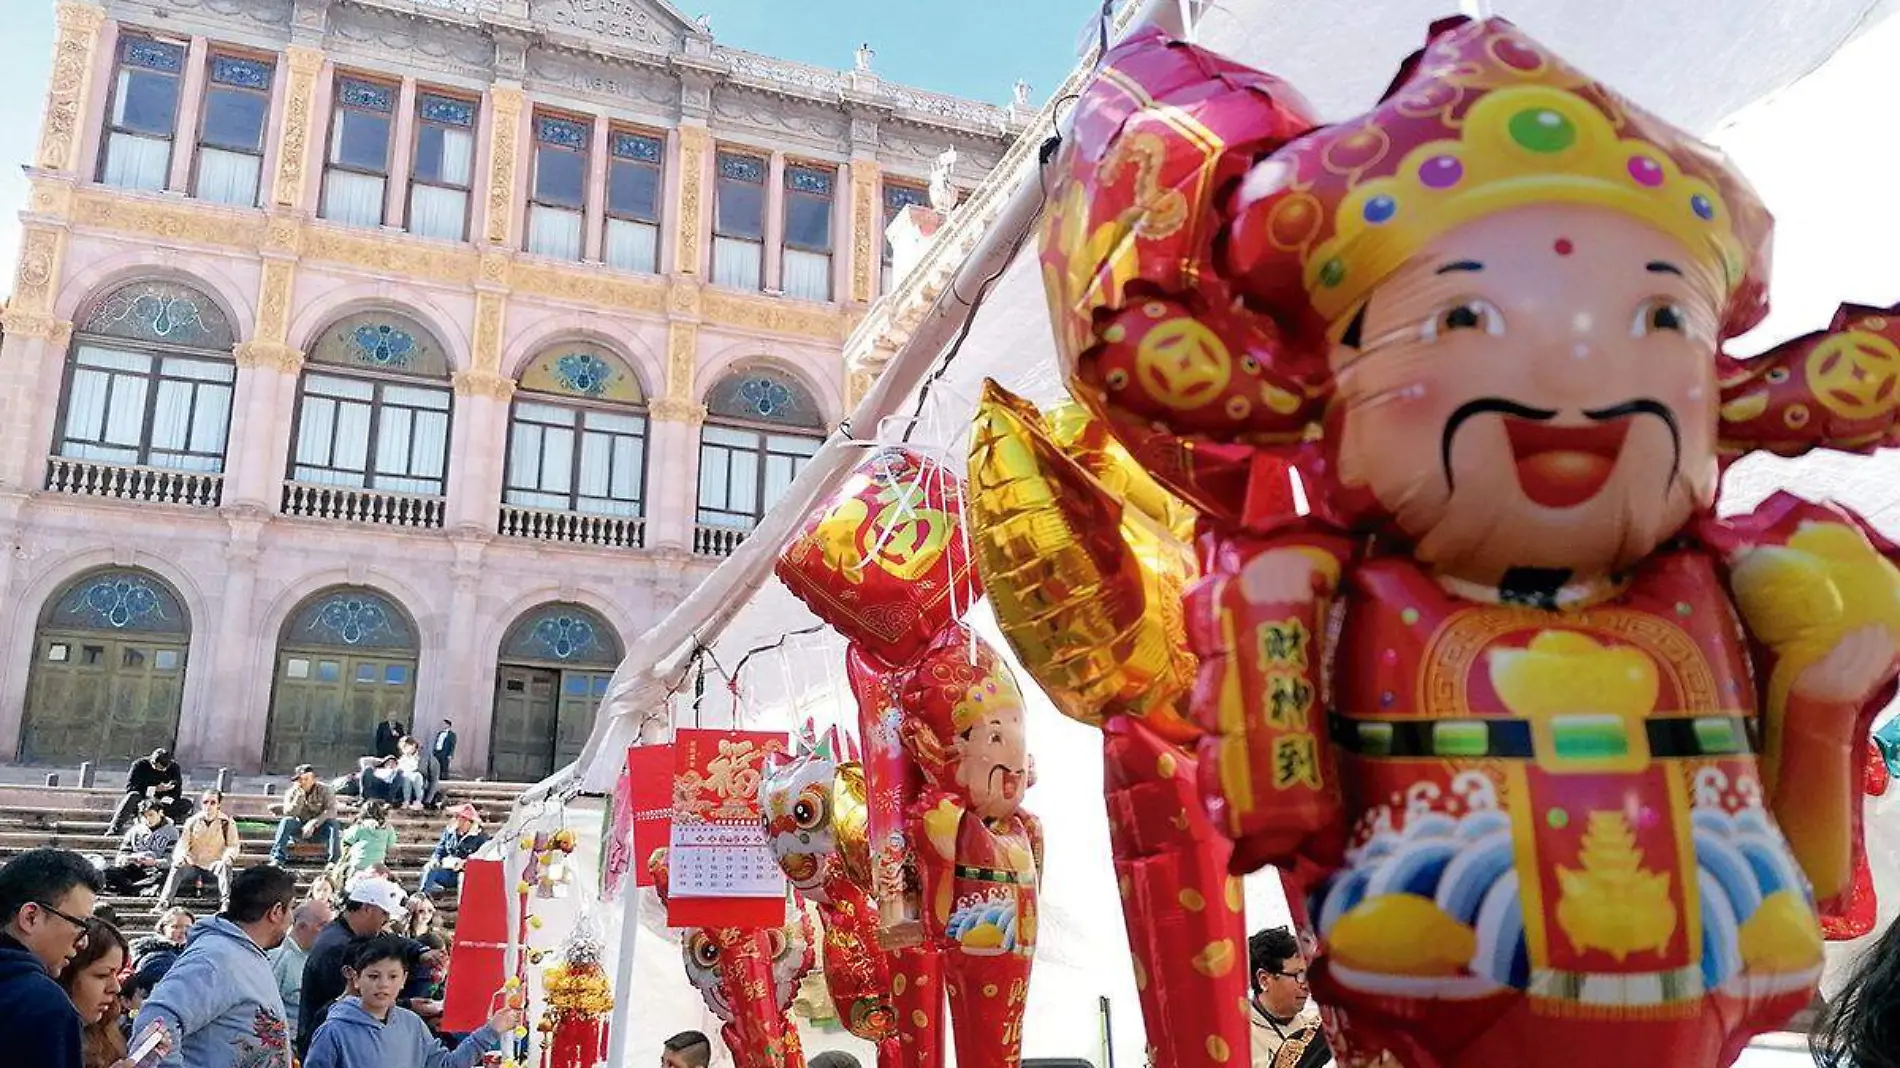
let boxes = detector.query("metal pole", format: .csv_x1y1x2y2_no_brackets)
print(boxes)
603,884,643,1068
1099,995,1115,1068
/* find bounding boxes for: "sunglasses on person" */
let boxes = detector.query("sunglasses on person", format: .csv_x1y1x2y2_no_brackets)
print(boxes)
30,901,90,945
1272,967,1309,984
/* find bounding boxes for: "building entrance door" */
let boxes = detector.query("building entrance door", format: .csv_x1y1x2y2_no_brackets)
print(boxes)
488,604,623,781
20,569,190,764
264,587,420,776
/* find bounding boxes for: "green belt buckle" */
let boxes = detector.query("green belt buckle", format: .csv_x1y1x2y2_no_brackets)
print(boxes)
1692,717,1742,755
1432,721,1489,758
1549,714,1630,760
1356,721,1395,756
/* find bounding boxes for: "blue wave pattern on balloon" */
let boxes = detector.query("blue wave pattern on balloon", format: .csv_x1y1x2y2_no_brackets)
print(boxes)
1309,799,1809,994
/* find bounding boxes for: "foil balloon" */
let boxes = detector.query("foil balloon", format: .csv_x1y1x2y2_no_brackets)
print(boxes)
1820,739,1892,941
762,725,920,1068
778,447,983,946
895,626,1040,1068
1042,398,1199,540
1044,16,1900,1068
649,849,813,1068
967,379,1198,737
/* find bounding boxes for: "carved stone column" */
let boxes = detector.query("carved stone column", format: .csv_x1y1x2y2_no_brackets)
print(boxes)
0,212,75,491
673,124,711,278
272,45,326,210
448,369,514,532
197,509,267,767
649,284,705,550
482,84,525,247
229,342,304,509
763,150,786,292
437,535,489,766
847,158,881,306
0,492,36,757
36,3,108,176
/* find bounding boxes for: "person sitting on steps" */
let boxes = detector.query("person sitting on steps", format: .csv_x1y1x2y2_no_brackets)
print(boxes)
157,791,238,912
105,749,189,836
100,801,179,896
272,764,341,867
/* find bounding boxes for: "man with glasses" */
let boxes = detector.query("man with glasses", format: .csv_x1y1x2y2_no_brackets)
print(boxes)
0,847,104,1068
1249,926,1329,1068
159,789,241,911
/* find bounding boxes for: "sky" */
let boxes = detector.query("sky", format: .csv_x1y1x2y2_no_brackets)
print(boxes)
0,0,1101,298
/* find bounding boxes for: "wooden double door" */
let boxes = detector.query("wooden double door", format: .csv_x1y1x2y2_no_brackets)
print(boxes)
488,664,612,782
264,649,418,774
20,630,186,764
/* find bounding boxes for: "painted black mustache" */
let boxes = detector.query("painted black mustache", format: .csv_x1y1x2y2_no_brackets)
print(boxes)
1439,397,1681,493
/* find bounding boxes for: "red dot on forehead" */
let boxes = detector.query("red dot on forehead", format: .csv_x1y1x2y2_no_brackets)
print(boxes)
1554,237,1575,256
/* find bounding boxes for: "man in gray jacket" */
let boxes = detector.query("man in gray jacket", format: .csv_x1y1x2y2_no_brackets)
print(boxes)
135,864,298,1068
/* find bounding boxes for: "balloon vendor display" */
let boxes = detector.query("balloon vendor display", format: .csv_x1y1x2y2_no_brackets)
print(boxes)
649,848,815,1068
761,724,906,1066
1042,18,1900,1068
966,380,1252,1068
777,447,1040,1068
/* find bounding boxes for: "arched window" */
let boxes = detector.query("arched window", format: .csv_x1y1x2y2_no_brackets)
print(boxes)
503,343,648,539
53,279,237,476
695,366,825,543
289,310,454,498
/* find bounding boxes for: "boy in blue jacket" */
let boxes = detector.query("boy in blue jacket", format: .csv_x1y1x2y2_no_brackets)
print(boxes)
304,935,519,1068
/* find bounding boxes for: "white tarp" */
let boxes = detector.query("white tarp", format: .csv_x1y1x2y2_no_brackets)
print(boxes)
505,2,1900,1066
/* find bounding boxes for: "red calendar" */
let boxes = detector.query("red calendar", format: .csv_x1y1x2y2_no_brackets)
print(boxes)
666,729,788,927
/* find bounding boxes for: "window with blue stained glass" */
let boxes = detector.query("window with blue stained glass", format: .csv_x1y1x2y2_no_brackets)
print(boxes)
308,311,450,376
79,279,234,349
123,39,184,73
612,132,661,163
883,182,928,214
500,604,621,667
337,78,393,113
286,587,416,651
705,367,822,428
419,94,474,127
44,569,189,635
717,152,765,183
536,116,589,150
210,56,272,89
785,165,833,195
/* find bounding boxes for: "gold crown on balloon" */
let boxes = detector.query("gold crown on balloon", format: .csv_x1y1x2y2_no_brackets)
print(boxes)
1279,85,1747,325
949,676,1021,734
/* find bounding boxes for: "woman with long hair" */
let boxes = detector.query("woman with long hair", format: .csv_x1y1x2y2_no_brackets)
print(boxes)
1813,918,1900,1068
56,917,130,1068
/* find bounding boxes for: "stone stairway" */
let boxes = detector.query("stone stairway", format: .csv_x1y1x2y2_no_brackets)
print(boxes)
0,779,532,935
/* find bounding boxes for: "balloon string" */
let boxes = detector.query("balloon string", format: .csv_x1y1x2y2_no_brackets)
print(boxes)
1459,0,1493,18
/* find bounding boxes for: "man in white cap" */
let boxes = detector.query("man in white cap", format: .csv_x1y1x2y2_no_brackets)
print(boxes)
295,876,439,1060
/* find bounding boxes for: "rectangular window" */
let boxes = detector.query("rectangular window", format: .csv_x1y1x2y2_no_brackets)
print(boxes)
320,77,395,227
505,401,647,517
58,345,235,472
694,424,820,529
881,182,929,295
526,113,589,260
193,54,273,206
603,130,663,273
407,92,476,241
291,373,451,496
100,36,185,191
781,164,834,302
711,151,765,290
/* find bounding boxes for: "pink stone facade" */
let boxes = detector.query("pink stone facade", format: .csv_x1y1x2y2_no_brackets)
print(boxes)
0,0,1016,777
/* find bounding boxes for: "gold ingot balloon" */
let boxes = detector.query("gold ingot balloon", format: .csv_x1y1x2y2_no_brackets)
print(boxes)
967,379,1200,740
830,759,873,891
1045,399,1199,541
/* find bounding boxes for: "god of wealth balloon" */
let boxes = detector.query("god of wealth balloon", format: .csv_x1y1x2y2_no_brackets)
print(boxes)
649,849,813,1068
778,447,983,946
965,380,1249,1068
1044,17,1900,1068
967,379,1198,737
895,627,1040,1068
761,725,924,1068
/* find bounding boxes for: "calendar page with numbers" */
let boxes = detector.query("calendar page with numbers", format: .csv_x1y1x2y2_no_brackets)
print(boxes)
666,728,788,928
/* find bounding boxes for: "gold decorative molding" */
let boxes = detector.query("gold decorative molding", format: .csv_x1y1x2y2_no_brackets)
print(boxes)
11,225,68,320
849,162,880,304
452,368,516,400
479,249,512,286
36,3,107,173
263,213,303,255
255,259,295,345
0,312,74,345
74,190,269,247
28,177,77,220
232,340,304,373
845,367,877,410
675,125,711,276
667,277,702,317
701,289,848,342
484,85,524,246
302,225,480,284
649,396,706,425
664,319,697,403
512,259,666,313
273,46,326,209
471,290,506,372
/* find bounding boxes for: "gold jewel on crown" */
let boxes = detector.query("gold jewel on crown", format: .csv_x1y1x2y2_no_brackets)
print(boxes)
1279,84,1750,326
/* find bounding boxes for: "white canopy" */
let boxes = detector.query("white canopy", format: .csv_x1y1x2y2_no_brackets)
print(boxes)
504,2,1900,1065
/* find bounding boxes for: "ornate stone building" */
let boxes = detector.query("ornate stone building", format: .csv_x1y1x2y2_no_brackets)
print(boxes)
0,0,1018,778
